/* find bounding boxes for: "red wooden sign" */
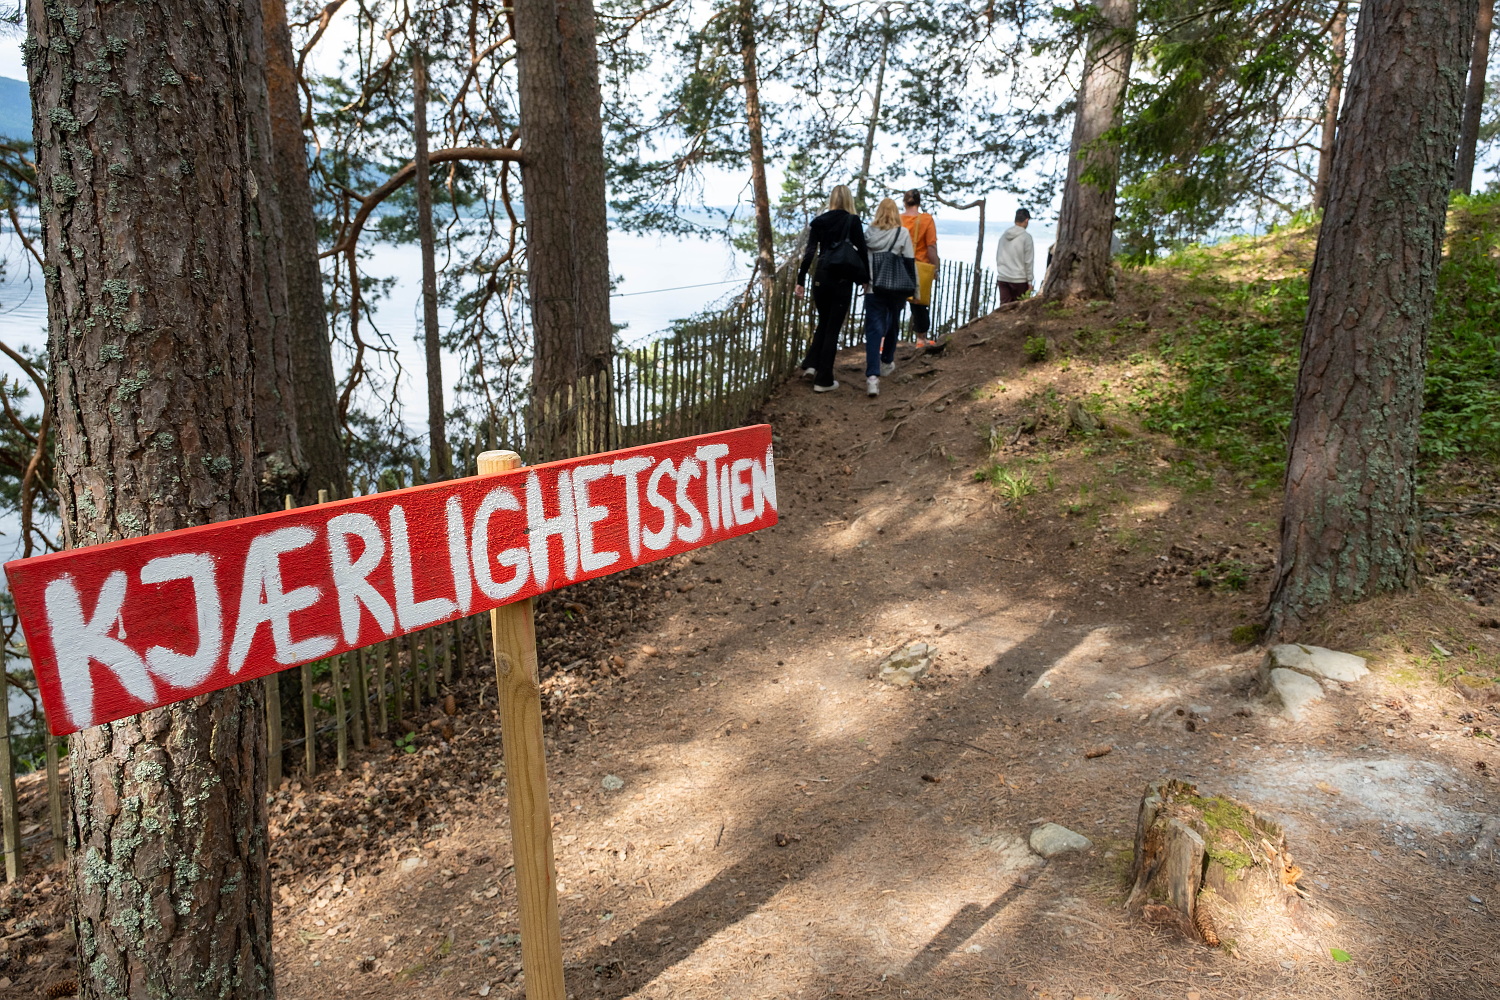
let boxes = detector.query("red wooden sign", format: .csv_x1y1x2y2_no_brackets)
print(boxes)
6,426,777,735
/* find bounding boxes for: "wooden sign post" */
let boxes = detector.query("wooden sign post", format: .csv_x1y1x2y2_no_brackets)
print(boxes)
4,425,778,995
482,450,565,999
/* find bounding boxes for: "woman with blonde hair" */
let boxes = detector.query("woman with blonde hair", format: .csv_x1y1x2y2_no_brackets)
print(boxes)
861,197,916,397
796,184,868,392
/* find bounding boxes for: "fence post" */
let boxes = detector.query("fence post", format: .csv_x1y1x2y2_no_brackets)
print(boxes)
353,646,370,748
44,728,64,863
375,640,390,736
333,652,348,771
0,643,21,882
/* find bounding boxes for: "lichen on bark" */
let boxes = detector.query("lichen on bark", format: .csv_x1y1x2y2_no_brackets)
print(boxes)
28,0,290,994
1267,0,1480,637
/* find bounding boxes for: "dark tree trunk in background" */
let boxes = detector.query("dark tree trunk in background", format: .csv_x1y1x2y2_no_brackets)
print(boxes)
264,0,347,502
1040,0,1136,302
515,0,613,458
28,0,291,994
1267,0,1479,638
1313,1,1348,211
740,0,776,283
413,44,449,478
1455,0,1495,194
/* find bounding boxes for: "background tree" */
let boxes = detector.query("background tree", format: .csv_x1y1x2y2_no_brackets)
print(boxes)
1455,0,1495,195
1114,0,1335,255
515,0,615,457
1313,0,1348,211
1267,0,1480,637
27,0,297,993
265,0,348,503
1040,0,1137,301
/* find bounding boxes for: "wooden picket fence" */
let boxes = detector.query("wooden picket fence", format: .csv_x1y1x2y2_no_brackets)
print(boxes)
0,254,996,881
524,256,998,463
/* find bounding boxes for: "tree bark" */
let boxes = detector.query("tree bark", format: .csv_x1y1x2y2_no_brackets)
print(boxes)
740,0,776,284
854,9,891,217
1040,0,1136,302
413,44,449,478
1267,0,1479,638
1455,0,1495,194
264,0,346,504
514,0,614,459
1313,1,1348,212
27,0,288,995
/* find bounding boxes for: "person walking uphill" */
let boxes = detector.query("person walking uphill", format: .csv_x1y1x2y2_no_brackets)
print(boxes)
796,185,868,392
863,197,917,397
996,208,1035,304
899,190,939,345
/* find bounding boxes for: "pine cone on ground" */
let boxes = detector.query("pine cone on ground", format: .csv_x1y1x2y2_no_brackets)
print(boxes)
1193,898,1221,947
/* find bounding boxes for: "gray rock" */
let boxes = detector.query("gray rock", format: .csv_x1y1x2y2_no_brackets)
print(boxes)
601,774,625,792
1265,643,1369,684
1029,822,1093,858
877,642,935,686
1269,667,1324,721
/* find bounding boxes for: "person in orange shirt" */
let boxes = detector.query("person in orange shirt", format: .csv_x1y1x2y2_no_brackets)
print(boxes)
899,190,939,346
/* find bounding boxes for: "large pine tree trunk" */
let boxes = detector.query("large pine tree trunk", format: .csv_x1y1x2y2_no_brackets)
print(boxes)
1040,0,1136,303
28,0,291,993
740,0,776,284
1267,0,1479,638
515,0,613,460
1313,1,1348,212
1455,0,1495,195
264,0,346,504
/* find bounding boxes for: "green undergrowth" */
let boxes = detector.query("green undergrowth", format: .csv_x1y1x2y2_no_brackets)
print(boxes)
1116,194,1500,484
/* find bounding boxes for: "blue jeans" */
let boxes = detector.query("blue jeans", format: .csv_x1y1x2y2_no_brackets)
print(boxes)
863,292,904,376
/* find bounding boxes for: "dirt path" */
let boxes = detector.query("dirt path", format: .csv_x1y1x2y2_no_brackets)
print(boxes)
259,313,1500,1000
5,305,1497,999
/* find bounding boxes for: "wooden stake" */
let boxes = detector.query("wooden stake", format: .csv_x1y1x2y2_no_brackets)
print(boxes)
353,646,370,748
333,652,348,771
268,494,286,789
44,729,64,863
265,673,283,793
0,645,21,882
480,449,565,1000
390,637,404,733
426,627,439,699
408,629,423,714
377,640,391,736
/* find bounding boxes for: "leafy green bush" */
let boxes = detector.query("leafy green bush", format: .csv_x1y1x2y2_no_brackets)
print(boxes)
1130,275,1304,488
1132,193,1500,482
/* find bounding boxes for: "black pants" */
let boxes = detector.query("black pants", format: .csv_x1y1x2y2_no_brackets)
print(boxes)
909,302,930,336
806,277,852,387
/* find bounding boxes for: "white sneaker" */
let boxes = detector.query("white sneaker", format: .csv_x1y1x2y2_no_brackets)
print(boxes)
813,380,840,393
880,361,895,377
866,376,880,397
801,367,816,378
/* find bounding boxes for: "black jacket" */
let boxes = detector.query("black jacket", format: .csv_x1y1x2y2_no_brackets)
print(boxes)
798,209,867,285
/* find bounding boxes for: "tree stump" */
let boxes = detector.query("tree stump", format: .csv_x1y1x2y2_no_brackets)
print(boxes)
1127,780,1302,947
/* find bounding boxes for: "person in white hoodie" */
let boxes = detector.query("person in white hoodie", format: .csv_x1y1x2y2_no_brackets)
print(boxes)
861,198,916,397
995,208,1034,304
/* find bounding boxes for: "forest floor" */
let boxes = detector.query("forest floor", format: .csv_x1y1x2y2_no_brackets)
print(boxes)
5,231,1500,999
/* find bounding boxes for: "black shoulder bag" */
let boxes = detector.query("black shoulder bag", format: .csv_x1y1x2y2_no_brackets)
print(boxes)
819,214,870,284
